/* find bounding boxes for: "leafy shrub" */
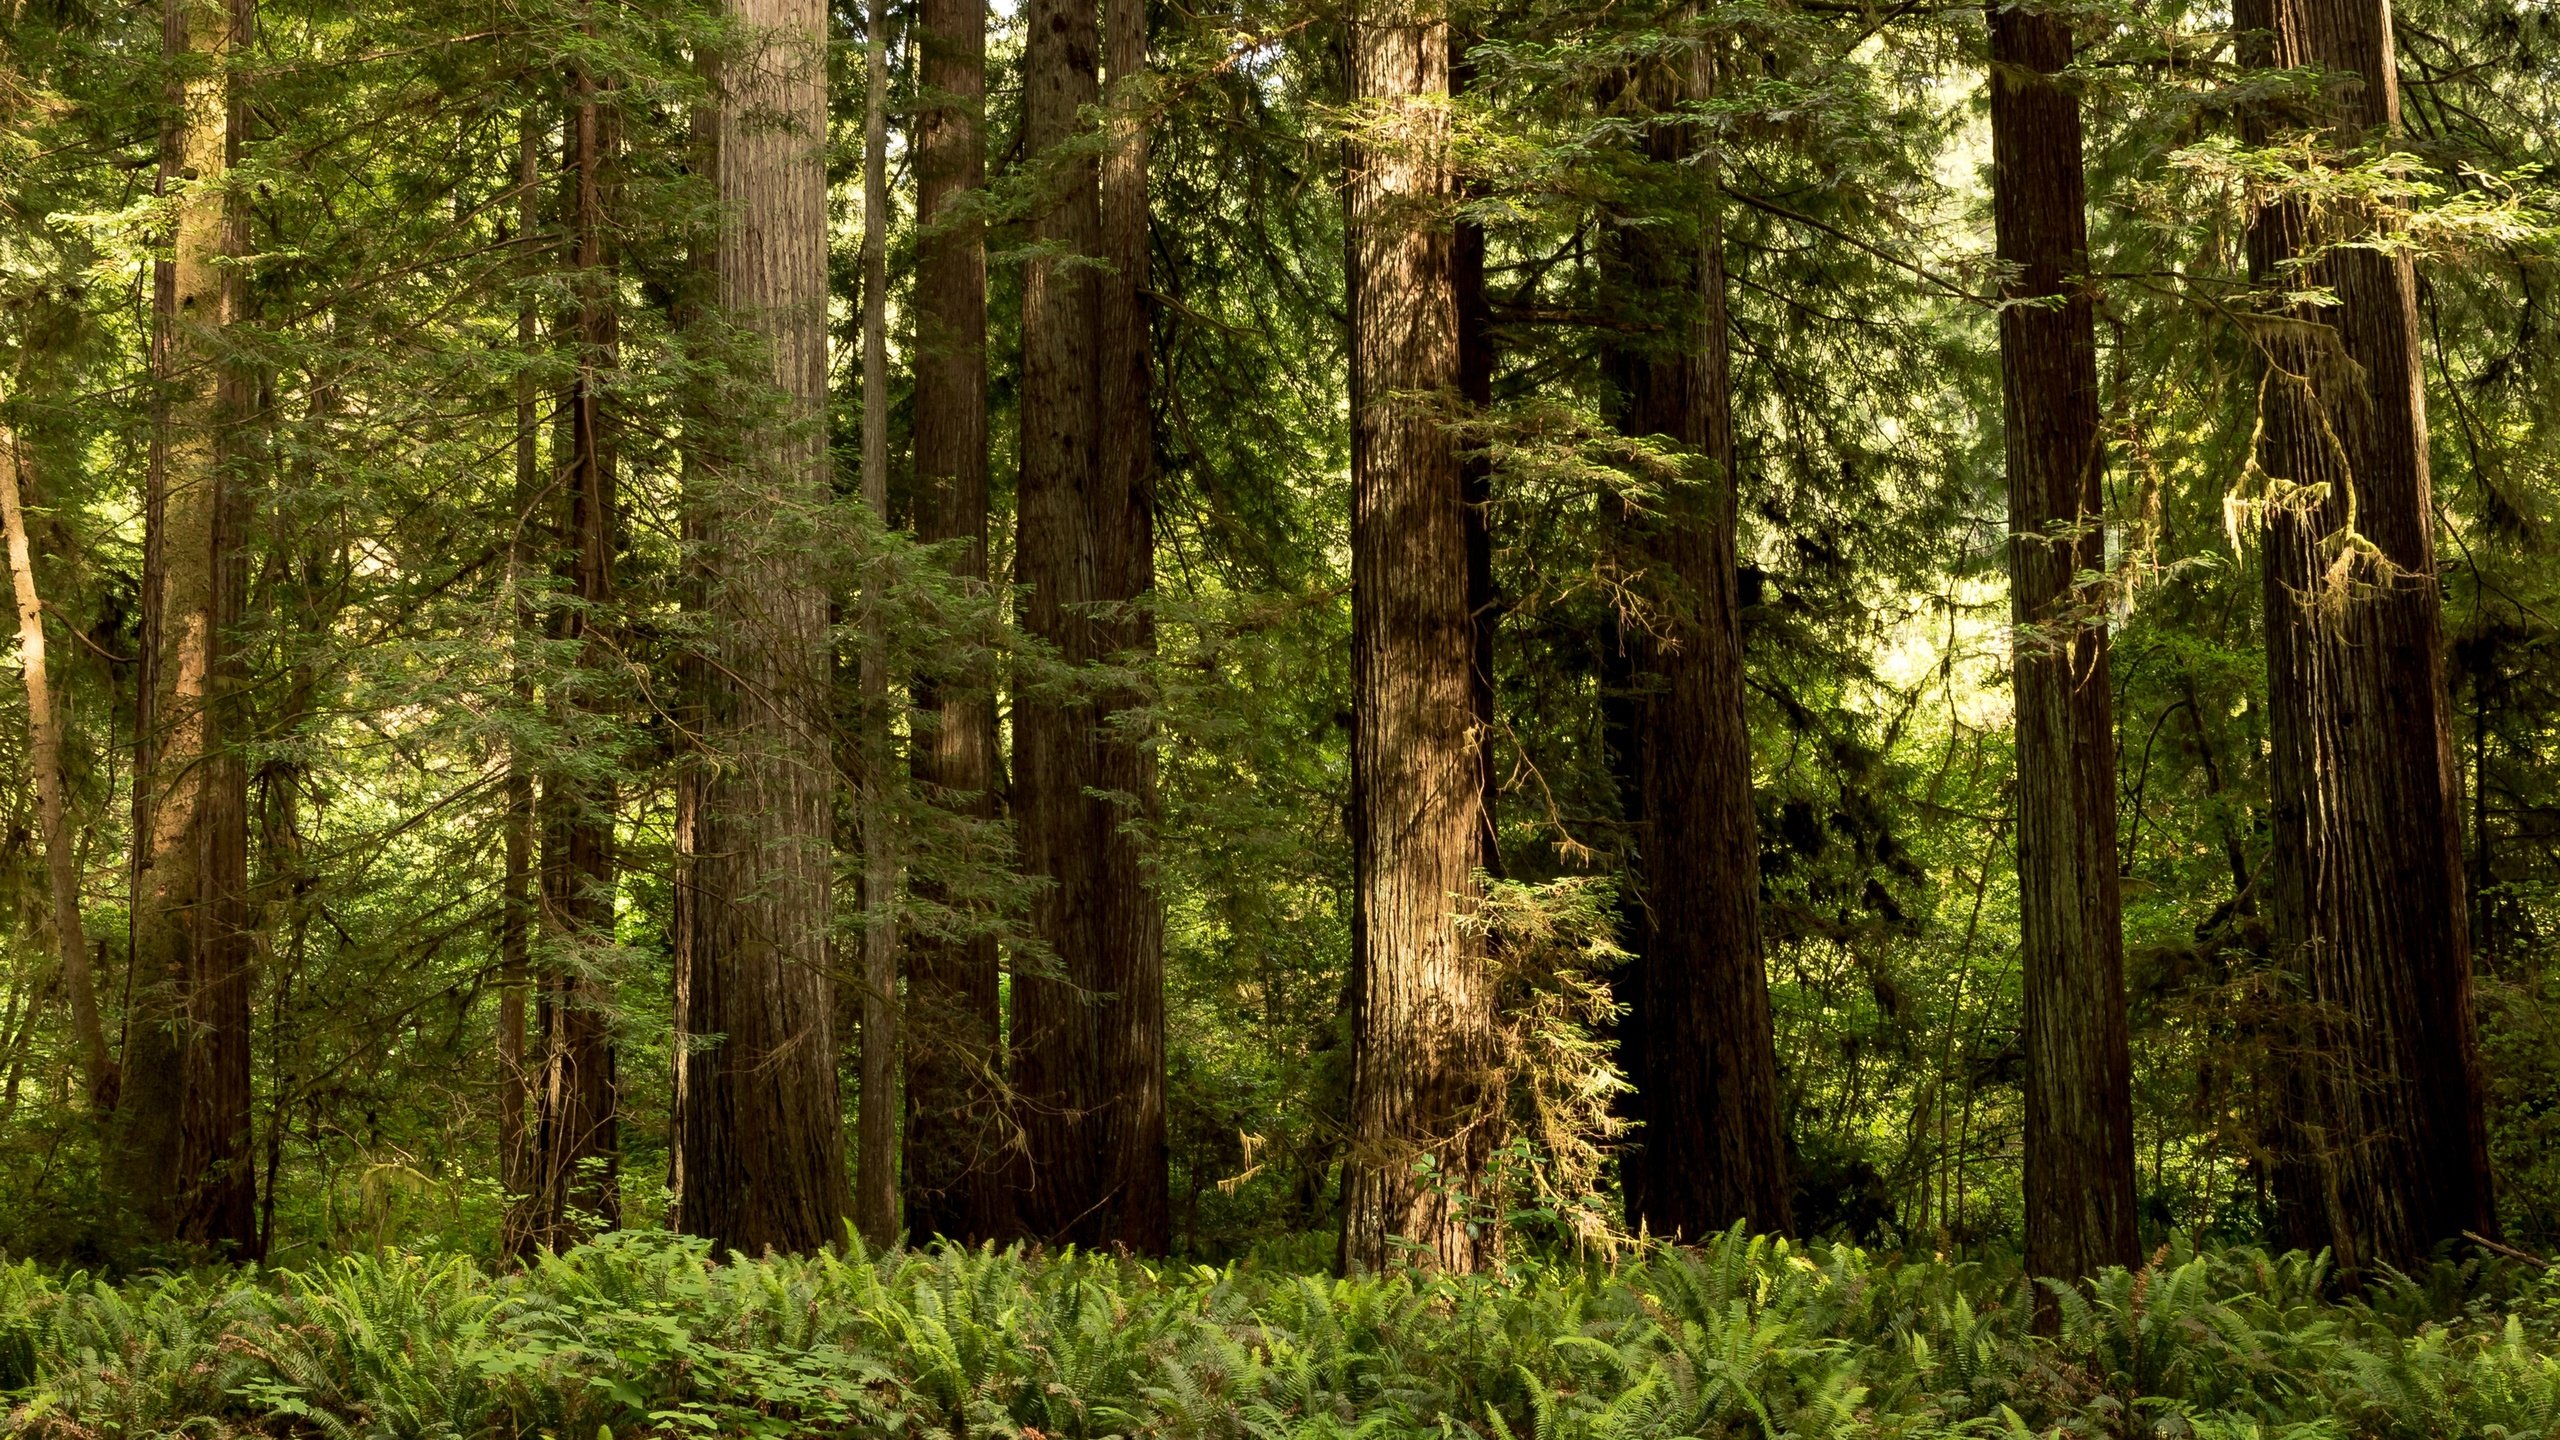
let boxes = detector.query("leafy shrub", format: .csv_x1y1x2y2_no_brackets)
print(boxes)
4,1232,2556,1438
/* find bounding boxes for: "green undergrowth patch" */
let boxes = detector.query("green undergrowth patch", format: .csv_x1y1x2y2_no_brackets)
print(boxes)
4,1231,2558,1438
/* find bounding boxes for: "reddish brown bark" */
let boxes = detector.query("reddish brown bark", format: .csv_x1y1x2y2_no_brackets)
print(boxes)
903,0,1012,1246
2237,0,2494,1276
1988,1,2139,1289
1337,0,1497,1275
1095,0,1168,1254
1013,0,1166,1251
853,0,901,1250
1012,0,1107,1245
117,0,257,1257
1600,49,1791,1244
673,0,850,1257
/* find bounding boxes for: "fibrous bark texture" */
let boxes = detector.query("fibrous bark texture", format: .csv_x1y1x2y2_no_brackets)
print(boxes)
854,0,902,1250
119,0,256,1257
1338,0,1497,1275
1096,0,1169,1255
2236,0,2494,1277
1988,1,2139,1290
674,0,850,1257
1600,49,1791,1244
1013,0,1166,1251
903,0,1011,1245
1012,0,1106,1246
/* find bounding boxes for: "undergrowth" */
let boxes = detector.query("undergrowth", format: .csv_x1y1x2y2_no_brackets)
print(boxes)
3,1230,2557,1438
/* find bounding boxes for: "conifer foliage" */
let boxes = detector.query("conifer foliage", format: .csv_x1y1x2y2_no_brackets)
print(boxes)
0,0,2552,1349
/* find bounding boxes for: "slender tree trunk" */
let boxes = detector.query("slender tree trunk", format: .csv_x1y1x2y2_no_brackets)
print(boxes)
853,0,902,1250
1451,39,1499,880
119,0,256,1256
1988,1,2139,1291
1338,0,1496,1275
2237,0,2493,1276
675,0,850,1256
1601,44,1792,1243
1094,0,1168,1254
0,429,113,1110
1012,0,1107,1245
249,432,328,1267
904,0,1010,1244
498,105,541,1223
521,55,622,1253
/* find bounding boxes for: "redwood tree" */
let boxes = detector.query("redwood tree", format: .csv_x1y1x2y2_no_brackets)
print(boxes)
1337,0,1497,1275
853,0,900,1252
903,0,1013,1245
517,56,622,1255
673,0,850,1257
1013,0,1166,1251
1600,40,1791,1243
1095,0,1169,1255
1988,0,2139,1288
497,104,542,1225
2237,0,2494,1276
118,0,257,1257
1012,0,1108,1245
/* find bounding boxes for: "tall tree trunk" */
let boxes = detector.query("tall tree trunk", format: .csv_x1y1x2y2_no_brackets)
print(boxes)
1337,0,1496,1275
1012,0,1107,1245
498,105,542,1221
853,0,902,1250
1451,39,1499,880
0,429,113,1111
674,0,850,1256
2237,0,2493,1276
524,56,621,1252
1989,1,2139,1290
1602,45,1792,1243
249,368,333,1265
118,0,256,1256
1013,0,1166,1252
1094,0,1168,1255
904,0,1011,1244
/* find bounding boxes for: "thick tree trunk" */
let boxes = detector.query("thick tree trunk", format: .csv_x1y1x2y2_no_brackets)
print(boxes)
674,0,850,1257
2237,0,2493,1276
1602,49,1792,1243
903,0,1011,1246
1012,0,1105,1245
1988,2,2139,1290
1337,0,1496,1275
1094,0,1168,1255
119,0,256,1257
854,0,902,1250
0,430,114,1110
520,64,621,1254
1014,0,1162,1250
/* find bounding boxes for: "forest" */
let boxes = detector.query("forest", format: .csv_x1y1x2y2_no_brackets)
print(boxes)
2,0,2560,1432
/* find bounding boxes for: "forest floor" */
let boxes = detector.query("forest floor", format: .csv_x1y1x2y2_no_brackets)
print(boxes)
3,1230,2556,1438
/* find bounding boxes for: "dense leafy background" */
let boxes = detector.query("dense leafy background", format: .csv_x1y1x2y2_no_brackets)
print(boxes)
0,0,2555,1291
